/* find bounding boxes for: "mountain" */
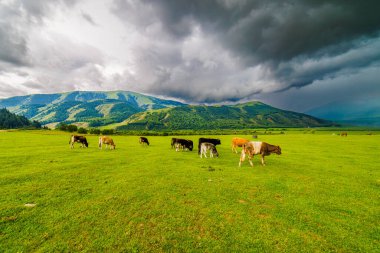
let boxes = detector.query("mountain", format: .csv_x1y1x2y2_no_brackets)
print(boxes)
115,102,332,130
0,91,333,130
0,108,41,129
306,98,380,126
0,91,184,127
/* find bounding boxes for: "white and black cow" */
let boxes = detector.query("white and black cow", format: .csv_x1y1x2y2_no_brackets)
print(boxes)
172,138,193,151
69,135,88,148
200,142,219,158
198,138,221,155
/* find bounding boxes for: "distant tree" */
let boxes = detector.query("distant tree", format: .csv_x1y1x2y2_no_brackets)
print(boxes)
31,120,41,129
55,123,78,132
67,125,78,132
89,128,101,135
56,123,68,131
102,129,114,135
78,127,88,134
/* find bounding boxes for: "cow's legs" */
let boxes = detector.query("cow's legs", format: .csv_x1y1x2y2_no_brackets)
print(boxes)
239,151,245,167
248,155,254,167
261,155,266,166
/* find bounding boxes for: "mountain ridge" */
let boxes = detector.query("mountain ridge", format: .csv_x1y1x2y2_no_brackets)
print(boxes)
0,91,334,129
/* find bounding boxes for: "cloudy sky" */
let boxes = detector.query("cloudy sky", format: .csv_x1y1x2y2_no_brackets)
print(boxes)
0,0,379,112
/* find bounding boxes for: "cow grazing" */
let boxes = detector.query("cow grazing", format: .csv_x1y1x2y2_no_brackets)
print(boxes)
172,138,193,151
231,137,249,153
239,141,281,167
200,142,219,158
139,137,149,146
99,136,116,149
69,135,88,148
340,132,348,137
198,138,221,154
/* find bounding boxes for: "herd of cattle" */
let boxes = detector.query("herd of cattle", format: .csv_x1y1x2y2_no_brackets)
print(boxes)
69,135,282,166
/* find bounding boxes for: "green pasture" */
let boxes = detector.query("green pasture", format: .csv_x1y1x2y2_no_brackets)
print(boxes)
1,130,379,252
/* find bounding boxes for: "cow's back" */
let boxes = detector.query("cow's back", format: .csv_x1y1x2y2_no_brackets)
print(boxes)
247,141,263,155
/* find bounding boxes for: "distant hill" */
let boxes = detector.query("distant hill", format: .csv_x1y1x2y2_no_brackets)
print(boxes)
0,91,333,130
0,91,184,127
306,98,380,126
116,102,332,130
0,108,41,129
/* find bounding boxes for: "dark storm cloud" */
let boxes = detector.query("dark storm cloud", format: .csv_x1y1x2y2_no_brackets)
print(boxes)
113,0,380,103
122,0,380,62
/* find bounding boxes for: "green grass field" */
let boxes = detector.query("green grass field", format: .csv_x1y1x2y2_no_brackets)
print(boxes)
1,130,379,252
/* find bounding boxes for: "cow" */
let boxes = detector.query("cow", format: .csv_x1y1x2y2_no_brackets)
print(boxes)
69,135,88,148
172,138,193,151
139,137,150,146
239,141,281,167
200,142,219,158
99,136,116,149
340,132,348,137
198,138,221,154
231,137,249,153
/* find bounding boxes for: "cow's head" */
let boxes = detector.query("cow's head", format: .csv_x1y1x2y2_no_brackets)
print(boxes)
274,146,281,155
212,148,219,157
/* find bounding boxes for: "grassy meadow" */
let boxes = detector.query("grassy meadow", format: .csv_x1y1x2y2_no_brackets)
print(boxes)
1,130,379,252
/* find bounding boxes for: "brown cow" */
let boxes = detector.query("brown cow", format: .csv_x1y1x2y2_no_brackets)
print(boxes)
239,141,281,167
340,132,348,137
231,137,249,153
69,135,88,148
99,136,116,149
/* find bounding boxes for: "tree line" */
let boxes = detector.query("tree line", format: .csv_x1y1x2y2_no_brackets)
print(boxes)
55,123,114,135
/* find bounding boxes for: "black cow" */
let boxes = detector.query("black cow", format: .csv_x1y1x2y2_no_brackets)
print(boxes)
198,138,221,154
173,138,193,151
69,135,88,148
139,136,150,146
